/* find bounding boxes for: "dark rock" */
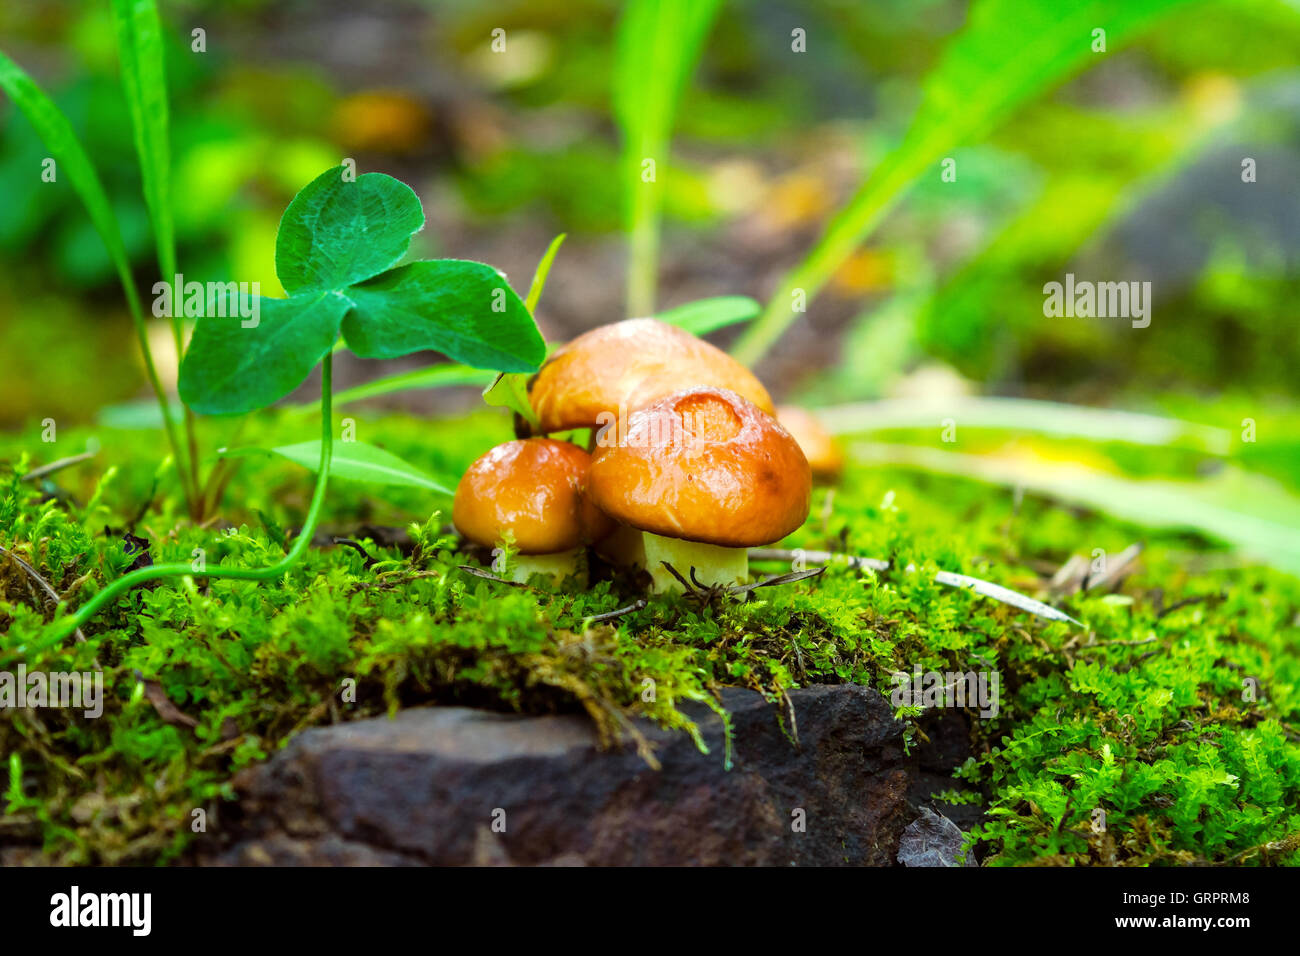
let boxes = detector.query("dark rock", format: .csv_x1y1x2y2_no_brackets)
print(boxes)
199,685,972,866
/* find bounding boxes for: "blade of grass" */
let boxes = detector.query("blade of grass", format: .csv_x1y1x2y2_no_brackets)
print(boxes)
657,295,760,336
484,234,567,426
614,0,722,316
110,0,177,318
731,0,1199,366
0,49,194,513
294,364,494,411
818,397,1231,453
524,233,566,313
850,442,1300,573
111,0,205,511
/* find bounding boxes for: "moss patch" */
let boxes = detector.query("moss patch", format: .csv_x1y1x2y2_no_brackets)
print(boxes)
1,410,1298,865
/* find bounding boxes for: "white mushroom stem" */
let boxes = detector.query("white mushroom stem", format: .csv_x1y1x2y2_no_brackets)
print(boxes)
506,548,584,585
642,532,748,593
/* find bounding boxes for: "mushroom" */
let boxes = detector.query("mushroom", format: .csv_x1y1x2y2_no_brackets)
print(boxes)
529,318,774,436
776,405,844,481
588,387,811,592
453,438,612,584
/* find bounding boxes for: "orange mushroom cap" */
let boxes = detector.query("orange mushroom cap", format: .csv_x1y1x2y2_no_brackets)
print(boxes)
529,318,774,433
776,405,844,480
588,387,811,548
453,439,613,554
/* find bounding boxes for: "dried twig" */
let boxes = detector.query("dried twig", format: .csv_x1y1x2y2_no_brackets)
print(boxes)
934,569,1081,626
1156,592,1223,619
457,565,533,588
1076,636,1158,652
20,452,95,483
585,600,647,624
136,673,198,730
748,547,889,572
0,545,89,646
731,567,826,595
332,537,379,569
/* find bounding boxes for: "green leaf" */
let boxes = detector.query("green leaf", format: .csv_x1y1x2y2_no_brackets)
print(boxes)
481,236,567,425
731,0,1197,365
327,364,494,410
851,444,1300,574
483,372,538,426
817,396,1230,453
525,233,566,313
110,0,176,282
341,260,545,372
267,440,453,493
658,295,760,336
179,293,350,415
614,0,723,315
276,166,425,295
0,50,135,302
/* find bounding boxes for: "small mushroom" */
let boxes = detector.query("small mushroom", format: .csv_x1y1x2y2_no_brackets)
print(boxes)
588,387,811,592
529,318,774,435
776,405,844,481
453,438,613,584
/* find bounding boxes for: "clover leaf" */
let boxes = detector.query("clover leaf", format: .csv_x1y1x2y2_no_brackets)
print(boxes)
341,260,543,372
180,292,350,415
275,166,425,294
179,166,546,415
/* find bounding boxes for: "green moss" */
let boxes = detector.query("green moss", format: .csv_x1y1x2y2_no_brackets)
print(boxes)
1,410,1298,865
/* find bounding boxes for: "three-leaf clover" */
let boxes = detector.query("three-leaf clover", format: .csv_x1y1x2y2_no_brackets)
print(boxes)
179,166,546,415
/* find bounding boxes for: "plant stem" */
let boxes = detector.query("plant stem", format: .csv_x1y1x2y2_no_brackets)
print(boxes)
116,260,196,514
46,356,335,642
627,177,658,317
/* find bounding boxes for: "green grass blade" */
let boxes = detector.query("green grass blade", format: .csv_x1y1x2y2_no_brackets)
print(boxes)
614,0,722,316
0,47,194,512
225,440,454,494
0,50,135,296
818,397,1231,454
110,0,177,289
851,443,1300,573
525,233,566,313
731,0,1198,366
314,364,495,410
658,295,760,336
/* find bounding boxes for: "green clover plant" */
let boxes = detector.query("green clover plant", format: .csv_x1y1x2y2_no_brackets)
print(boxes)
46,166,545,639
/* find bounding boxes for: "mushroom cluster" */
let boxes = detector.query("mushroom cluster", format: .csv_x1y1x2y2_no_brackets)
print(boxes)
453,317,837,592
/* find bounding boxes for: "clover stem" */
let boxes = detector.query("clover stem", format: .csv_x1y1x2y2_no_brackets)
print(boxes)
642,532,748,593
43,356,335,645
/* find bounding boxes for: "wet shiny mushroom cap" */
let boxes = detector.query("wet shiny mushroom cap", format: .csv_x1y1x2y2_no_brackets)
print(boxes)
453,438,613,554
529,318,774,434
588,387,811,548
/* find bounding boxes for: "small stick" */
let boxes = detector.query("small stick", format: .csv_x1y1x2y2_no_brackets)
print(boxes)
585,600,647,624
20,452,95,483
1077,636,1158,651
333,537,379,569
0,545,89,647
457,565,533,588
748,547,890,572
1156,593,1222,619
1083,543,1143,592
